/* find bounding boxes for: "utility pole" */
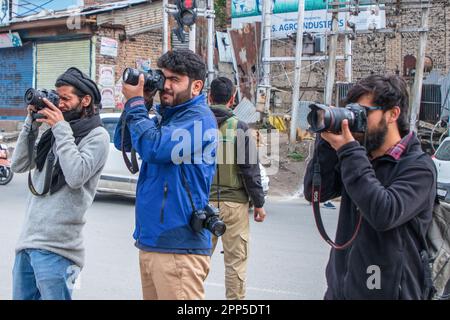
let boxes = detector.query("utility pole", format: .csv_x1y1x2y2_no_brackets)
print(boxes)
344,10,352,83
324,2,339,105
289,0,306,145
189,24,196,52
261,0,272,115
162,0,169,53
409,4,430,132
207,0,215,88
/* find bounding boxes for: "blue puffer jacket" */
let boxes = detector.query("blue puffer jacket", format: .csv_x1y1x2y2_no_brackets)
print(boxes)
114,94,217,255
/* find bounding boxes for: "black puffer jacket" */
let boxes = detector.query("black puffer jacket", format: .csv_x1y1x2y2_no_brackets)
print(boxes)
304,133,436,299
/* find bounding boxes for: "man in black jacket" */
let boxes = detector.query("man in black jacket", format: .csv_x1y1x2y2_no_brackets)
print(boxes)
208,77,266,300
304,75,436,299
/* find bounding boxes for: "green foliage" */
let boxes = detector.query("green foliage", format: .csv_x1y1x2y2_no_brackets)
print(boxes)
214,0,228,30
287,151,305,162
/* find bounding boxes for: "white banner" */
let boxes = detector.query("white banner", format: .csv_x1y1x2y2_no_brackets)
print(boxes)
232,6,386,39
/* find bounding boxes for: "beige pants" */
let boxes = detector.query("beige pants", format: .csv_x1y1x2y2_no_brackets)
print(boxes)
139,251,210,300
211,201,250,300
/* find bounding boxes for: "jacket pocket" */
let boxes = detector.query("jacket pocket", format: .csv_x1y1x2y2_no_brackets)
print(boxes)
160,182,169,224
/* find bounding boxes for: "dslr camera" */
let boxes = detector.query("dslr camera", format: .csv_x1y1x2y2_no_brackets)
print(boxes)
24,88,60,120
122,68,165,92
307,103,371,134
190,204,226,237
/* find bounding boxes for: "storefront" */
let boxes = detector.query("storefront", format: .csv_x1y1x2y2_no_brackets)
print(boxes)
0,42,34,120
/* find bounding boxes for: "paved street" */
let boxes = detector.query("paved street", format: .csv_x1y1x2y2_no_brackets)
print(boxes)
0,173,339,300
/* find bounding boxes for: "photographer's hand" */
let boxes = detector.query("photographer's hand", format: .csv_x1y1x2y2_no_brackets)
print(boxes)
35,99,64,127
123,74,145,101
254,207,266,222
321,119,355,151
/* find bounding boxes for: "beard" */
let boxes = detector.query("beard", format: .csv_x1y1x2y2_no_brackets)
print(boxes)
355,117,388,154
159,85,193,107
63,104,84,122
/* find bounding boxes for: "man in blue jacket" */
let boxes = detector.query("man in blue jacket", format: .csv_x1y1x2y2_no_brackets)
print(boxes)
114,50,217,300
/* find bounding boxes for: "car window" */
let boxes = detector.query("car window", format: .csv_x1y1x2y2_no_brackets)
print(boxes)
102,118,119,143
435,140,450,161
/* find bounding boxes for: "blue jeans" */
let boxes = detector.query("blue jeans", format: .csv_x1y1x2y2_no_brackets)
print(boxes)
12,249,80,300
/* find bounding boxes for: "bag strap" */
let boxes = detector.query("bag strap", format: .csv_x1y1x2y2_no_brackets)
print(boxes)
27,130,54,197
311,158,362,250
121,115,139,174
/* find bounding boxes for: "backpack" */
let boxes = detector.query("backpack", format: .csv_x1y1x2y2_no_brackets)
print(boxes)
385,151,450,299
426,199,450,300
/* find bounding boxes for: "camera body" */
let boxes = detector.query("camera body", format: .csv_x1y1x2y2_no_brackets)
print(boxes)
122,68,165,92
307,103,368,133
190,204,226,237
24,88,60,111
24,88,60,120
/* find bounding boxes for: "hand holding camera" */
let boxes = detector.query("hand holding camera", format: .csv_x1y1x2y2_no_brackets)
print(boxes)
122,68,165,103
321,119,355,151
24,88,61,122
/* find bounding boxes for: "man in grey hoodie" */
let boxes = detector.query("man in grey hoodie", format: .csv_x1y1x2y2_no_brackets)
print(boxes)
11,67,110,300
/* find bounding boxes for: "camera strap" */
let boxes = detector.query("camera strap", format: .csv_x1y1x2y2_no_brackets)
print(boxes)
311,137,362,250
121,115,140,174
27,130,54,197
180,164,197,213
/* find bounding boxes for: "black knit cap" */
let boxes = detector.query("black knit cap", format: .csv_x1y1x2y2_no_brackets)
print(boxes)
55,67,102,106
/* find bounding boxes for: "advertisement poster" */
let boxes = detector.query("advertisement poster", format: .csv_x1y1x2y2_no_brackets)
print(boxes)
0,32,22,48
100,37,118,57
136,58,152,73
232,0,386,38
101,87,116,109
98,65,115,87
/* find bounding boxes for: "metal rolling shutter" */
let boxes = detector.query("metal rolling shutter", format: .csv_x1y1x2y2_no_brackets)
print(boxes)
0,42,34,120
36,39,91,89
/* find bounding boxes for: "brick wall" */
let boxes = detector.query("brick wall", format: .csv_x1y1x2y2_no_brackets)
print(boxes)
266,0,450,110
350,0,450,81
95,27,163,86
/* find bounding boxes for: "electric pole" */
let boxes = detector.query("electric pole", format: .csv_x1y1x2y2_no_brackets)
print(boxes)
289,0,306,145
409,3,430,132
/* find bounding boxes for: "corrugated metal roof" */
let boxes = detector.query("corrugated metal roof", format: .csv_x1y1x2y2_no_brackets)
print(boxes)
97,1,162,35
233,97,260,124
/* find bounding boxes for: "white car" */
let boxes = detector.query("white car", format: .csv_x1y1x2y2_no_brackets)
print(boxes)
97,113,143,197
97,113,270,198
432,137,450,202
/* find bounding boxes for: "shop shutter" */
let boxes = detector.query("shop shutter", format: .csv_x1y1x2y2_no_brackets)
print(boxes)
0,42,34,120
36,39,91,89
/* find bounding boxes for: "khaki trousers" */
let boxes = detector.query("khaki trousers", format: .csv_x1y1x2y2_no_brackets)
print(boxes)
139,251,210,300
211,201,250,300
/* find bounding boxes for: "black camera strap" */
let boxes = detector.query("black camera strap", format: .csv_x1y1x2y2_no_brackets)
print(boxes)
121,115,140,174
311,136,362,250
180,164,197,213
27,130,54,197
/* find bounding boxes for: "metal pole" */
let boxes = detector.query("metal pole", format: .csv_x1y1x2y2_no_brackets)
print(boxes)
189,24,196,53
207,0,215,89
289,0,306,145
344,11,352,83
162,0,169,53
324,4,339,105
262,0,272,114
409,5,430,132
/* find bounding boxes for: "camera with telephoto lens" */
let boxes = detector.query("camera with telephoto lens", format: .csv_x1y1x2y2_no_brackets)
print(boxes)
24,88,60,120
122,68,165,92
307,103,370,134
190,204,226,237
